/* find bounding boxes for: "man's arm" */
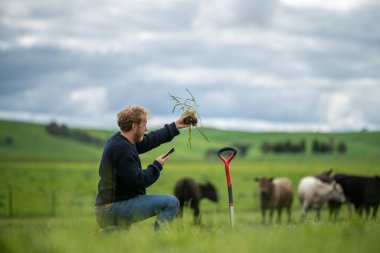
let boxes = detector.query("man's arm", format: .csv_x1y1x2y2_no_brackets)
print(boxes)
136,122,180,154
116,149,162,189
136,114,191,154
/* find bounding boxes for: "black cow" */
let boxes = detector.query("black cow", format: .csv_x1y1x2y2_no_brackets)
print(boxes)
329,174,380,219
174,178,218,224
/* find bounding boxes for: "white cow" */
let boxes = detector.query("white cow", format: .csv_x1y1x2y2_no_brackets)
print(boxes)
298,176,346,221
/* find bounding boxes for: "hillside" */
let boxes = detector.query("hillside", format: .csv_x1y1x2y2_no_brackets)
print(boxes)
1,119,380,163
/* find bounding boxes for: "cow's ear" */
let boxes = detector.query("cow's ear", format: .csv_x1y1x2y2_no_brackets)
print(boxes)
328,169,333,175
254,177,260,182
269,177,274,182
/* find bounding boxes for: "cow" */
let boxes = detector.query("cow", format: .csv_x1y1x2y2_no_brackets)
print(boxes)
330,174,380,219
174,178,218,225
254,177,293,224
315,169,334,183
298,176,346,221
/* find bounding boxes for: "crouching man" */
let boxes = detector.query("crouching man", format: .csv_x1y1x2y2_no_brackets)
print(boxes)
95,105,190,231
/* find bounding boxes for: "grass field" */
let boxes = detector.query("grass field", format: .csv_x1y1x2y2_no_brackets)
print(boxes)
0,120,380,252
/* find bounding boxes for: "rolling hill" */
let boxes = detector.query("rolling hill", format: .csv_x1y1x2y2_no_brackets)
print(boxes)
1,119,379,163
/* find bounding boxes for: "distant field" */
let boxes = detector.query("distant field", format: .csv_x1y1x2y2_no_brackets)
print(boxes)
1,119,380,162
0,120,380,253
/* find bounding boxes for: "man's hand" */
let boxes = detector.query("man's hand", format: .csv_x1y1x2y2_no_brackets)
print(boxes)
175,114,192,129
156,154,170,166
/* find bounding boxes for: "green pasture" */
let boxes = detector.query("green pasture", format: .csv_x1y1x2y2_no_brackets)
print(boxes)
1,120,380,252
1,215,380,253
0,158,378,217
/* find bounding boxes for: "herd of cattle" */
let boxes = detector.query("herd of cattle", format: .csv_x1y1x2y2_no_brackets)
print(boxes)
173,170,380,224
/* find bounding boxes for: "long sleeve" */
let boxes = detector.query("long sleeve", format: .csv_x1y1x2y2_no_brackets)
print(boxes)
136,122,180,154
96,123,181,205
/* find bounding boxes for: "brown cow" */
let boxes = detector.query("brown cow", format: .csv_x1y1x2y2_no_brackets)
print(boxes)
254,177,293,224
315,169,334,183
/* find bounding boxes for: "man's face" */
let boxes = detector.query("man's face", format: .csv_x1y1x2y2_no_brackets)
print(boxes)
133,115,147,143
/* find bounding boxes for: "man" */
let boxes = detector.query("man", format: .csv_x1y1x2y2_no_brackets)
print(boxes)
95,105,190,231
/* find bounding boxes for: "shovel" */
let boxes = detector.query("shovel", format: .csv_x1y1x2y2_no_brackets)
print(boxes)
217,147,238,227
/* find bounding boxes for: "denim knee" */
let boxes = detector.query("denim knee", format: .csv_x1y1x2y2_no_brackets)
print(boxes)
169,195,180,211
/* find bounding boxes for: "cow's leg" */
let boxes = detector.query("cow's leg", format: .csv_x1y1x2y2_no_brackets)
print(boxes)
316,207,321,221
328,208,332,221
365,205,371,219
332,208,339,221
192,206,201,225
301,202,309,222
373,205,378,219
261,208,266,225
329,202,340,222
286,205,292,224
356,205,364,218
328,202,334,221
177,202,184,218
277,207,282,224
347,201,353,218
269,208,274,224
335,203,342,221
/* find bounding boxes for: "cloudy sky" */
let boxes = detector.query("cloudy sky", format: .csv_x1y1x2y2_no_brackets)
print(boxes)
1,0,379,132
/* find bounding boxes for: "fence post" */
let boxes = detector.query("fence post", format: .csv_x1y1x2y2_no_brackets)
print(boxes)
51,190,56,216
8,185,13,217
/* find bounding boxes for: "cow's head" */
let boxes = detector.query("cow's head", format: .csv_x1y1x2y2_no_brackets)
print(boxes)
330,181,346,203
200,181,219,202
315,169,333,183
254,177,275,201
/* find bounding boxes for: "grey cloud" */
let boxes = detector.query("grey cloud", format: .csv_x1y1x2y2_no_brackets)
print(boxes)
276,3,380,80
352,84,380,125
193,0,279,29
1,0,198,38
232,0,279,27
195,86,326,122
0,0,379,131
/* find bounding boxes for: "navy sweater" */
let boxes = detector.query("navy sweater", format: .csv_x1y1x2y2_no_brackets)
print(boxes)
95,122,180,205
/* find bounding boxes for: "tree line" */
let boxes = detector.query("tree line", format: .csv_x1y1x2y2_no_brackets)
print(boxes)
45,122,105,147
204,139,348,159
262,139,347,154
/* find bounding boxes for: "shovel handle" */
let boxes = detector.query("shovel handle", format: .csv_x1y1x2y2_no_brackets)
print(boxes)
217,147,238,163
217,146,237,187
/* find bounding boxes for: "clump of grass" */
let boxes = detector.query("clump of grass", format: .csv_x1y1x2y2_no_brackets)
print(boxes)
169,89,209,148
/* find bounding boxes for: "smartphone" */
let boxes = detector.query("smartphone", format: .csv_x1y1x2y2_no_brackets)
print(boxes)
163,147,175,158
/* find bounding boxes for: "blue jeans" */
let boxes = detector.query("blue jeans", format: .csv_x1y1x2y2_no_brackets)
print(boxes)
95,194,179,231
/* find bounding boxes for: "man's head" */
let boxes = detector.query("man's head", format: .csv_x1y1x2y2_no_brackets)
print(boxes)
117,106,149,143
